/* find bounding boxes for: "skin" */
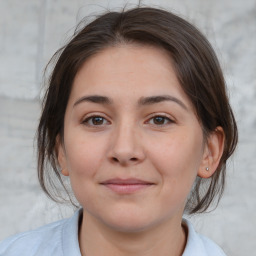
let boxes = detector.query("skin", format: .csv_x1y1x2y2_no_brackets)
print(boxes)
57,45,224,256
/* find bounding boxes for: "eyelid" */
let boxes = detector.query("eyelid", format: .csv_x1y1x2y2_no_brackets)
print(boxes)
81,113,111,126
146,112,175,120
145,113,175,125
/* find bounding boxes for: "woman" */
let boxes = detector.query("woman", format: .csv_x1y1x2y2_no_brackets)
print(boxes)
0,7,238,256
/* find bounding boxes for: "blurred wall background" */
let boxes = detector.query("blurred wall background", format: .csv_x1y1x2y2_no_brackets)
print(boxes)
0,0,255,255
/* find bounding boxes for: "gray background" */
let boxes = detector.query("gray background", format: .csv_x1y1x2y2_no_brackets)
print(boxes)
0,0,255,255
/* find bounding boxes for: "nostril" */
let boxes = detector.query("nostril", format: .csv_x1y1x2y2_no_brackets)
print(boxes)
111,157,138,163
112,157,119,162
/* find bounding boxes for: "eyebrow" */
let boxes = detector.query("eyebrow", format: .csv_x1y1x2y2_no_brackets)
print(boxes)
73,95,112,107
73,94,188,110
138,95,188,110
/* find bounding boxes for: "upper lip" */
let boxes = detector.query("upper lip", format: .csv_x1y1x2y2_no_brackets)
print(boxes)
100,178,154,185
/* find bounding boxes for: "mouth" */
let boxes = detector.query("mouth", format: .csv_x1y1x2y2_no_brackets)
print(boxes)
100,178,155,194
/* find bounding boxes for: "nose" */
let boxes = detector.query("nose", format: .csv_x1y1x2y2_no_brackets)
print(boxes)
108,123,145,166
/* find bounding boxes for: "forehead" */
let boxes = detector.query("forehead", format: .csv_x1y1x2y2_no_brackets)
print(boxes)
69,44,192,107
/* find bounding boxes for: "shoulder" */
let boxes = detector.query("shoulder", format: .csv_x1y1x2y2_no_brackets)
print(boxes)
0,209,82,256
0,218,65,256
182,219,227,256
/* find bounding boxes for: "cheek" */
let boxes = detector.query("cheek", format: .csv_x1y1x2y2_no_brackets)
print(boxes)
147,131,204,193
64,132,106,178
63,133,108,206
151,133,202,167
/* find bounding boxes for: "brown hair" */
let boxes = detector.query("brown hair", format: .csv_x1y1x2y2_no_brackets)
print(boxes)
37,7,238,214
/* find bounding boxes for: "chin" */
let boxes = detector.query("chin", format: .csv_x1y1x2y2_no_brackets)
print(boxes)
97,208,162,233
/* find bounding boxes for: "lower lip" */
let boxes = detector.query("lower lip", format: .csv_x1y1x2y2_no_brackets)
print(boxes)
102,183,153,194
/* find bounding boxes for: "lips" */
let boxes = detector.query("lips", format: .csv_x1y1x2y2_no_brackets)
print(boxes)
100,178,154,194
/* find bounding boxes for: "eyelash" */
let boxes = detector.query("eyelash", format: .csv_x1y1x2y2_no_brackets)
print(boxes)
82,115,110,126
146,114,174,126
81,114,174,127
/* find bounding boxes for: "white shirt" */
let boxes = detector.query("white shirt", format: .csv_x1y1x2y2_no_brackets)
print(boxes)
0,209,226,256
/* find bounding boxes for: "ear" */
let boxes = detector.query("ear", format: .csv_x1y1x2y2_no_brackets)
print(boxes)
198,126,225,178
56,135,69,177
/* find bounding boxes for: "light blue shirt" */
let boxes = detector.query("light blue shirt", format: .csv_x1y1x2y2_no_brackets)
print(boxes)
0,209,226,256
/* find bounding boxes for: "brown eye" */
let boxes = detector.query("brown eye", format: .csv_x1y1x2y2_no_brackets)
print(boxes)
91,117,104,125
148,115,173,126
83,116,109,126
153,116,166,125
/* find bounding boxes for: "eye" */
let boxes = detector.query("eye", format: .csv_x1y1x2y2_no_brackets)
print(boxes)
82,115,109,126
147,115,174,126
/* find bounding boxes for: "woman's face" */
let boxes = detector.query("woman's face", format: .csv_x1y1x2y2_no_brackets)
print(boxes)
58,45,210,232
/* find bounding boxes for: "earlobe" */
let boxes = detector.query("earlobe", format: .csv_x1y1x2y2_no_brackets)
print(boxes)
56,135,69,177
61,168,69,176
198,127,225,178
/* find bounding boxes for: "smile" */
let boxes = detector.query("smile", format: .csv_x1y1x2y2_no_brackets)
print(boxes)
100,178,155,194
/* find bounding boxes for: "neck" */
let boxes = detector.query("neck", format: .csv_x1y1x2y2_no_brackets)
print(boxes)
79,212,187,256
